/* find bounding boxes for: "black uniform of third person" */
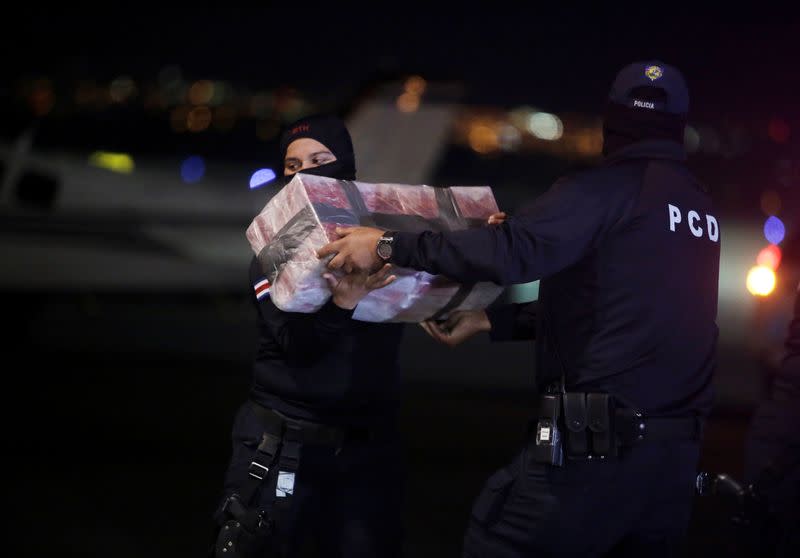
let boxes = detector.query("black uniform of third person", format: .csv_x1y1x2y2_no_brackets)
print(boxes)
213,115,405,558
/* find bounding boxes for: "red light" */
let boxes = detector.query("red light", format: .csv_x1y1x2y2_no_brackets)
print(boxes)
756,244,782,270
768,118,790,144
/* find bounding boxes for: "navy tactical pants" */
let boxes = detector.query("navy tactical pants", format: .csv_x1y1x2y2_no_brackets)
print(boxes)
463,440,700,557
215,402,405,557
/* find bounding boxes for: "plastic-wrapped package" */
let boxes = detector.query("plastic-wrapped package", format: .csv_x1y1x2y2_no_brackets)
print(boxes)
246,173,504,322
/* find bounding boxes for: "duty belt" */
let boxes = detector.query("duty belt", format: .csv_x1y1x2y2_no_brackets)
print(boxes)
529,391,704,465
614,408,703,447
249,401,379,448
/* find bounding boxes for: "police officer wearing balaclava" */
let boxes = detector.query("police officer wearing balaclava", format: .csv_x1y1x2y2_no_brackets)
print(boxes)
212,115,406,557
318,62,721,556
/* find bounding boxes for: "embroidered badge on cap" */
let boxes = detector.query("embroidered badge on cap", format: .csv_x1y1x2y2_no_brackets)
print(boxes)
645,65,663,81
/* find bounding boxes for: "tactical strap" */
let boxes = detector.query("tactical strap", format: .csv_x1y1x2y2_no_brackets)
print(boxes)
270,422,303,523
222,405,303,528
239,430,282,507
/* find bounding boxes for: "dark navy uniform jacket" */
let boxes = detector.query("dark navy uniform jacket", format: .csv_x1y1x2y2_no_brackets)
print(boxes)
247,257,404,426
392,140,721,417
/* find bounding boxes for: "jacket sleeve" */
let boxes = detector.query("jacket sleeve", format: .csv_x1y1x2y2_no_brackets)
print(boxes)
391,176,615,285
486,301,539,342
250,258,353,367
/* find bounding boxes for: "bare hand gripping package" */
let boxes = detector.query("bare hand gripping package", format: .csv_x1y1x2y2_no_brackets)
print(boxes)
245,173,504,322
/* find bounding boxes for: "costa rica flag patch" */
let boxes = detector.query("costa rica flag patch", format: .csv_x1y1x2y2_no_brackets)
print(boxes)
254,277,271,300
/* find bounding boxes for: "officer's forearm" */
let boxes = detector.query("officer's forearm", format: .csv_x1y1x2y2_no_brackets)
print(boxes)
391,226,536,285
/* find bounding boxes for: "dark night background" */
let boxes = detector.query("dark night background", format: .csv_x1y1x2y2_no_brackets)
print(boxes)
2,8,798,557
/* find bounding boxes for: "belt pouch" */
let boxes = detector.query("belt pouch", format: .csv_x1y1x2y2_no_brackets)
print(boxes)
563,392,589,458
587,393,616,456
530,393,563,466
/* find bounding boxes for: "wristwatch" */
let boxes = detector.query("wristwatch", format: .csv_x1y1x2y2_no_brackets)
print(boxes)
376,231,396,262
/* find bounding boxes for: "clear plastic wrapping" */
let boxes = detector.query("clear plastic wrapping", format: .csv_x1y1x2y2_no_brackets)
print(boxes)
246,173,503,322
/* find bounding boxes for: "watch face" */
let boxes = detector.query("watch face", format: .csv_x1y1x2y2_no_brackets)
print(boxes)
377,240,392,260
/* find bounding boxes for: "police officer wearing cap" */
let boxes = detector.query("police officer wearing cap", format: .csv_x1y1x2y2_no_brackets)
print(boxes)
212,115,406,557
318,62,721,556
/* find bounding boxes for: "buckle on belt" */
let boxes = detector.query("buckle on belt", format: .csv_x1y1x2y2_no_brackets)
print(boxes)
248,461,269,481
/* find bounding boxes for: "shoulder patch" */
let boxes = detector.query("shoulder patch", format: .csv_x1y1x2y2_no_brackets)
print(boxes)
254,278,271,300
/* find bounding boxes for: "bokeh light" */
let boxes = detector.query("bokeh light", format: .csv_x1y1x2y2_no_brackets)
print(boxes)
209,81,231,106
404,75,427,95
756,245,782,270
509,106,537,129
498,124,521,151
468,124,499,154
88,151,135,174
189,80,215,105
767,118,790,144
397,92,420,113
746,266,776,296
187,106,212,132
528,112,563,140
250,168,276,189
180,156,206,183
764,216,786,245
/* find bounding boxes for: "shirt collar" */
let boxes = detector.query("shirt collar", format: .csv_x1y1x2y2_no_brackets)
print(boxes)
603,139,687,165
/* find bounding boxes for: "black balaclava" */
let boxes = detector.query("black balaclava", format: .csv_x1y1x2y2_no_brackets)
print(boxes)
278,114,356,180
602,87,687,156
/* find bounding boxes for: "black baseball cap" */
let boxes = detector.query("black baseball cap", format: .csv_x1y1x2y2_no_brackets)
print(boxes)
608,61,689,115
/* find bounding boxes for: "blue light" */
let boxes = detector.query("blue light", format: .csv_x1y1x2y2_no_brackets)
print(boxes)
249,168,276,189
181,156,205,183
764,216,786,245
